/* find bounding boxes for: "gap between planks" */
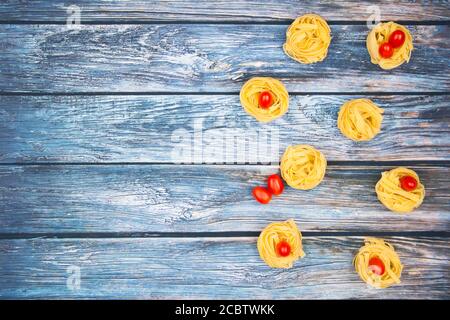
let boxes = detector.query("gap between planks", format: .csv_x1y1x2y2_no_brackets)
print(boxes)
0,20,449,25
0,231,449,240
0,161,449,167
1,91,450,96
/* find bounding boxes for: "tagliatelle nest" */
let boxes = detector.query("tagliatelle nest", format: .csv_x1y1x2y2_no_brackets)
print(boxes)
375,167,425,213
353,237,403,289
257,219,305,269
337,98,384,141
367,22,413,70
239,77,289,123
283,14,331,64
280,145,327,190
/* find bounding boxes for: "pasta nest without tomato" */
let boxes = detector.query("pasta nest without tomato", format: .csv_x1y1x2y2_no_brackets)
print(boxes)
367,22,413,70
375,167,425,213
257,219,305,269
283,14,331,64
353,237,403,289
239,77,289,123
337,98,384,141
280,145,327,190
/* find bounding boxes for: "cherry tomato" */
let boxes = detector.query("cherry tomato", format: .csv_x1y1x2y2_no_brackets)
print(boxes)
258,91,274,109
276,241,291,257
267,174,284,196
252,186,272,204
378,42,394,59
400,175,418,191
389,30,406,48
368,257,385,275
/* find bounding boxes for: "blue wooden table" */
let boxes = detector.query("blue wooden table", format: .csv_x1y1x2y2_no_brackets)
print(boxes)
0,1,449,299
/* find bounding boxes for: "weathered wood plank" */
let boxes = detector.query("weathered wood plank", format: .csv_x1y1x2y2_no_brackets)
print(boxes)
0,236,448,299
0,1,449,22
1,95,448,163
0,165,448,233
0,25,448,93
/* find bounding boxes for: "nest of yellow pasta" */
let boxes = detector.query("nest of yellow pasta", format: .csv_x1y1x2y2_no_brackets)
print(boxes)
353,238,403,289
337,98,384,141
375,167,425,213
280,145,327,190
367,22,413,70
239,77,289,123
283,14,331,64
257,219,305,268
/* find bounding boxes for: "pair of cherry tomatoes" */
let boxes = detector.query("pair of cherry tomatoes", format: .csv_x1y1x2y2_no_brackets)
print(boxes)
378,29,406,59
400,175,418,191
252,174,284,204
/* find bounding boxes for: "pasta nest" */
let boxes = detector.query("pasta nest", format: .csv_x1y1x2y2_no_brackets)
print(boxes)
280,145,327,190
375,167,425,213
366,22,413,70
239,77,289,123
283,14,331,64
337,98,384,141
353,237,403,289
257,219,305,269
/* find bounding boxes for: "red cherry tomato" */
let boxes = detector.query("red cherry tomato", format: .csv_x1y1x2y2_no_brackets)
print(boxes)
379,42,394,59
258,91,274,109
276,241,291,257
267,174,284,196
389,30,406,48
252,186,272,204
368,257,385,275
399,175,418,191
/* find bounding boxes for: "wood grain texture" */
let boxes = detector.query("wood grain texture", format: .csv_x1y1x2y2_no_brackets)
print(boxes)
0,24,448,93
0,95,448,163
0,0,449,22
0,236,448,299
0,0,449,301
0,165,448,233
